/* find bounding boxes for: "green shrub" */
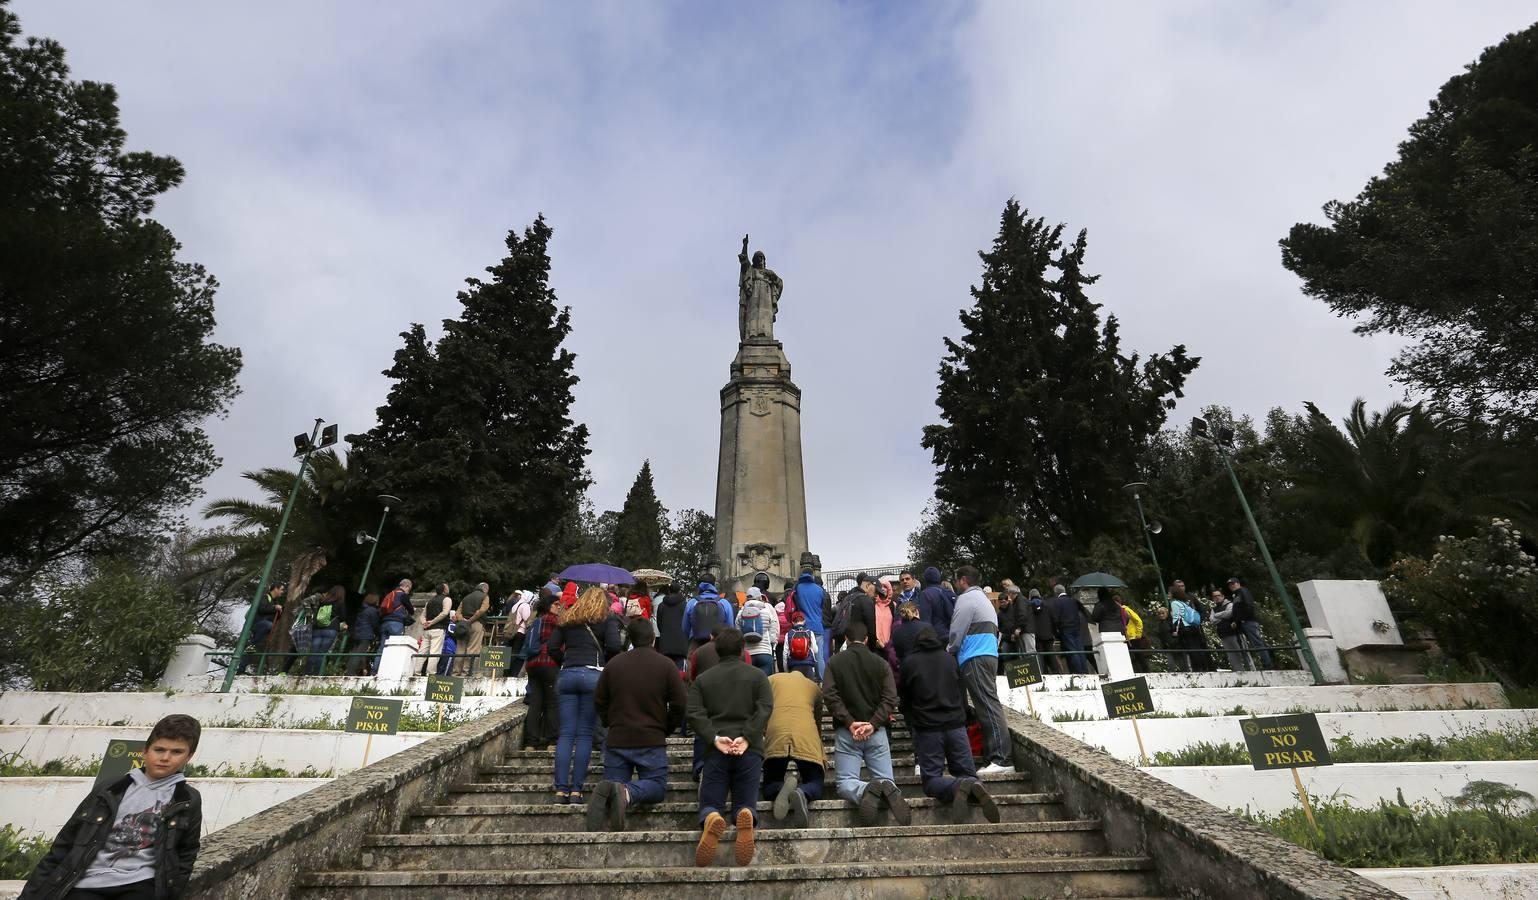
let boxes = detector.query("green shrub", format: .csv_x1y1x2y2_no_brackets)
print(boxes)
1152,724,1538,766
0,825,51,880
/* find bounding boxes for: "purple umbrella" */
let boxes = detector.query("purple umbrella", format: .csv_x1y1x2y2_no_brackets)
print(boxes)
556,563,637,585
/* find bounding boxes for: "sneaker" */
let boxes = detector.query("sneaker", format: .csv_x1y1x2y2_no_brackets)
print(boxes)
977,762,1015,776
876,778,912,826
786,788,810,828
914,764,922,777
695,811,727,867
585,782,615,831
857,783,881,824
968,779,1000,823
734,807,756,866
610,784,629,832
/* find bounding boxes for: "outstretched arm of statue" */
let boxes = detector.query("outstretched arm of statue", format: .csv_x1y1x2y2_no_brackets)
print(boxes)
739,234,750,267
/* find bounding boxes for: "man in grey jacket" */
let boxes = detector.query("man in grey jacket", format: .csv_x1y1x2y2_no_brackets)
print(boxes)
947,565,1014,775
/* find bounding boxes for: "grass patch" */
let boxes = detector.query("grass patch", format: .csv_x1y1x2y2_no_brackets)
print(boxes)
0,824,50,880
1152,724,1538,766
1247,785,1538,867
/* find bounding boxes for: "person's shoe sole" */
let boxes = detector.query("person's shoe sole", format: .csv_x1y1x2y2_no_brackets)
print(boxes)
880,779,912,826
695,812,727,867
585,782,614,831
772,778,795,821
971,780,1001,823
857,784,881,824
609,785,627,832
787,788,810,828
734,807,756,866
951,779,974,824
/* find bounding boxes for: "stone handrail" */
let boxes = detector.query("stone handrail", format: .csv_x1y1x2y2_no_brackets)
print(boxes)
186,702,525,899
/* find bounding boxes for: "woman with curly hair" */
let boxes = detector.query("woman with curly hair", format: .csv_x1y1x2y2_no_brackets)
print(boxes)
549,585,624,804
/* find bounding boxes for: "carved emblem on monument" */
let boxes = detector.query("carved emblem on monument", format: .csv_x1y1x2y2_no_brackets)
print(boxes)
741,543,780,573
749,391,771,416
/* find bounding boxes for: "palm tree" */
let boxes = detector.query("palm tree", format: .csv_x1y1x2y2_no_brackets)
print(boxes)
193,449,355,661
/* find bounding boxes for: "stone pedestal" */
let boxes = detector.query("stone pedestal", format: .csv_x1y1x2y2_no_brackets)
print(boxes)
1096,632,1135,681
376,635,419,684
160,634,216,690
1304,627,1349,684
713,339,811,592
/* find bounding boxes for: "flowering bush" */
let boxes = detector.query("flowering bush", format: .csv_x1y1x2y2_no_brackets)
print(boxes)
1384,519,1538,685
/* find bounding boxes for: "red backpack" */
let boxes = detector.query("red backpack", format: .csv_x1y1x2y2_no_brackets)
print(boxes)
787,625,814,661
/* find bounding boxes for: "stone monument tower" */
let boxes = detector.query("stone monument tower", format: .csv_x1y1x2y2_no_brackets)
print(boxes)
712,235,815,592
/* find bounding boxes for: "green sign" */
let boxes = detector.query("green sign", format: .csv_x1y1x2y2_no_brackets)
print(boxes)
1004,655,1043,689
345,697,403,735
480,646,510,672
95,739,146,787
424,674,464,705
1101,676,1153,719
1241,714,1333,770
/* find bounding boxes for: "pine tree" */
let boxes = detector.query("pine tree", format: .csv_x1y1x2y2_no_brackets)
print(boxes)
917,200,1199,580
347,216,591,587
610,460,665,569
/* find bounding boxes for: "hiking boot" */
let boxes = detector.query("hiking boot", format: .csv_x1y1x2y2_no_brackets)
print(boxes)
772,772,799,821
857,783,881,824
786,788,810,829
875,778,912,826
950,778,976,824
734,807,756,866
610,784,629,832
695,812,727,867
968,778,1000,823
586,782,615,832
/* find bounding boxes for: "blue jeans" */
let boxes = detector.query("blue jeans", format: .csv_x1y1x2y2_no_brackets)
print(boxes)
239,618,275,674
751,653,775,677
816,631,830,679
555,667,601,794
788,660,819,683
306,629,337,675
603,745,669,806
1240,620,1273,669
699,750,762,824
914,727,976,803
436,638,457,676
375,619,404,671
833,726,893,804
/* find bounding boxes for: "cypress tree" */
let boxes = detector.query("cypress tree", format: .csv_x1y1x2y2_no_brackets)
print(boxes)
610,460,665,570
918,200,1199,579
348,215,591,586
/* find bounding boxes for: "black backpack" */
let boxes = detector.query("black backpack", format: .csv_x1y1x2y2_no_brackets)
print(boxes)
691,598,722,640
830,595,854,639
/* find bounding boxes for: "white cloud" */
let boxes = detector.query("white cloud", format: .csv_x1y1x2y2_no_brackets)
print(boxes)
17,0,1535,575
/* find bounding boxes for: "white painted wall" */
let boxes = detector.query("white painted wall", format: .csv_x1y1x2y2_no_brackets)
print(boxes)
1355,864,1538,900
1054,709,1538,764
0,725,438,772
0,691,516,728
1031,671,1314,692
1149,760,1538,816
187,672,528,697
1003,682,1508,720
1298,580,1402,650
1,776,326,837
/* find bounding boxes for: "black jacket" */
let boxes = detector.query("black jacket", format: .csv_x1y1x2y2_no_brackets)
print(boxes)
549,617,623,669
998,599,1027,640
23,776,201,900
890,617,927,663
1090,598,1125,634
655,592,690,658
687,657,775,755
1047,592,1084,639
822,642,898,729
1230,587,1258,623
898,630,967,731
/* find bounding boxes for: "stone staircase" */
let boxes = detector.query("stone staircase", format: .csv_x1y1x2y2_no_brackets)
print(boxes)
297,714,1168,898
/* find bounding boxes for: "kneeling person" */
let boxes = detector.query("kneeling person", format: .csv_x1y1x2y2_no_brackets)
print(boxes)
762,668,827,828
592,618,688,831
822,621,910,825
24,715,204,900
899,627,999,823
688,628,774,867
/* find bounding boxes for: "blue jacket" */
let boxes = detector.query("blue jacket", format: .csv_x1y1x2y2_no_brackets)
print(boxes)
915,567,955,642
352,605,381,642
683,584,734,640
948,586,999,666
792,572,828,634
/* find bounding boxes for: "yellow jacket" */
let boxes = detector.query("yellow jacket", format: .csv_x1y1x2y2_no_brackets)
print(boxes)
764,671,826,765
1124,606,1145,640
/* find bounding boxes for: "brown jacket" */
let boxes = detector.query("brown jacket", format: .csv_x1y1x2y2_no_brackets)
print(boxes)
764,671,826,765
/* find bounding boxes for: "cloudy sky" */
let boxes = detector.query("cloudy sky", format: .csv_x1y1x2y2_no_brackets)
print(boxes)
18,1,1535,571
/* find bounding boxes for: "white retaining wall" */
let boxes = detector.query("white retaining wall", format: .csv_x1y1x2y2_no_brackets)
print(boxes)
0,725,436,773
1035,671,1315,691
1054,708,1538,763
1355,864,1538,899
1004,682,1508,720
0,691,516,728
191,673,527,696
1149,760,1538,816
1,776,326,837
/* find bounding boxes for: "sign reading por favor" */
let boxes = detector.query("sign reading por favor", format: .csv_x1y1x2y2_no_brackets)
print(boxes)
1241,713,1333,771
345,697,403,736
480,646,510,672
1004,655,1043,689
1101,676,1153,720
425,674,464,705
95,739,147,787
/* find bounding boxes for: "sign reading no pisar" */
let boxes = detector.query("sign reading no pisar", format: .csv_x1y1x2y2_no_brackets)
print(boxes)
1241,713,1333,770
345,697,403,736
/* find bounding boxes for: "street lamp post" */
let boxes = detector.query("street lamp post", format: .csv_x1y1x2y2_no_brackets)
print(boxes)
220,419,338,693
1123,483,1167,599
1191,417,1324,685
356,494,402,594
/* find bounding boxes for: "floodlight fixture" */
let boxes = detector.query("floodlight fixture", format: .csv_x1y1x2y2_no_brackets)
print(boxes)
292,433,313,457
320,424,339,448
1190,417,1209,439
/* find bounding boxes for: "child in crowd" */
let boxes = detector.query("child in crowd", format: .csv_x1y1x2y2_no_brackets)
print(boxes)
23,714,204,900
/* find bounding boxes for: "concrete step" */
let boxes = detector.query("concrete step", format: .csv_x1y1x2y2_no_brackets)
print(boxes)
450,772,1034,801
298,855,1161,898
409,792,1067,832
486,758,928,777
360,820,1110,869
505,740,915,759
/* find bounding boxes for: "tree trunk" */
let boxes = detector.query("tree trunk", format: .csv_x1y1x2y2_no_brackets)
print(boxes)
262,549,328,673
